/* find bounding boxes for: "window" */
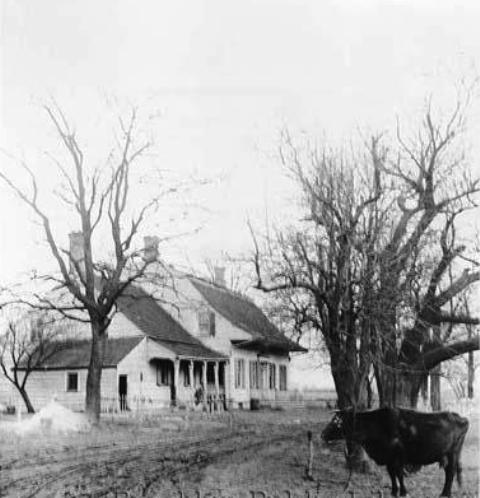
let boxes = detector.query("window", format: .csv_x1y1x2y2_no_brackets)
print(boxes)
156,360,173,386
198,309,216,336
66,372,78,392
269,363,276,390
279,365,287,391
234,359,245,389
209,311,216,337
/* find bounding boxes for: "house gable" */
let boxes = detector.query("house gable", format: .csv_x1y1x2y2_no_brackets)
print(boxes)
116,285,227,359
188,278,306,353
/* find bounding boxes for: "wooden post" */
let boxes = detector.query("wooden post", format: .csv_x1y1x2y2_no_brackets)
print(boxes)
223,361,229,406
189,360,194,386
173,358,180,408
214,362,220,411
202,360,208,410
214,362,220,395
189,360,194,407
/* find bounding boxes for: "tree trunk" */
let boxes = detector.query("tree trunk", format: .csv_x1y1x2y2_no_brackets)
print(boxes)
331,361,371,472
332,361,367,409
19,386,35,413
467,350,474,399
85,321,107,423
376,364,422,409
430,364,441,411
420,374,429,404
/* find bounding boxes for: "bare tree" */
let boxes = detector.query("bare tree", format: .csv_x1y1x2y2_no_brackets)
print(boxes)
0,310,63,413
0,103,178,422
251,93,480,418
376,97,480,407
251,133,383,411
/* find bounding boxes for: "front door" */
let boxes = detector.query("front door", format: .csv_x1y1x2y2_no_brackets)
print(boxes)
119,374,128,411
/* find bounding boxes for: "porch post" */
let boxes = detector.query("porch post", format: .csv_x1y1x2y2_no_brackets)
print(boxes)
214,362,220,395
189,360,194,387
214,361,220,411
173,358,180,407
224,361,230,403
202,360,208,388
202,360,208,410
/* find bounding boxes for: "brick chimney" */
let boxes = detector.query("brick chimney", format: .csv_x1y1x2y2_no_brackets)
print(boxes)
214,266,226,287
69,231,85,276
143,235,160,263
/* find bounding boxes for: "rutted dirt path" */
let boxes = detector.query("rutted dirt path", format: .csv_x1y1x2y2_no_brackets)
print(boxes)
1,412,324,497
0,410,478,498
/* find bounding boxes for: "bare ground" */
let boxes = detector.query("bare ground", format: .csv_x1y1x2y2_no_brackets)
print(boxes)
0,408,478,498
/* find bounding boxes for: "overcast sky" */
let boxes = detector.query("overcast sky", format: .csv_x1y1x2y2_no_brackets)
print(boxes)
1,0,480,286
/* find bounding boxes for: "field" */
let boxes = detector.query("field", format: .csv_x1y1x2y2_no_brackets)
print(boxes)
0,408,478,498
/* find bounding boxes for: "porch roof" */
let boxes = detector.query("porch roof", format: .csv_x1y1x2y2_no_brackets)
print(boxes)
231,337,307,354
150,337,228,360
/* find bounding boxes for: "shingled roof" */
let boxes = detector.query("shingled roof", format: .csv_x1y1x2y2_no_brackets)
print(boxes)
118,286,199,345
189,278,306,353
17,336,144,370
118,285,227,359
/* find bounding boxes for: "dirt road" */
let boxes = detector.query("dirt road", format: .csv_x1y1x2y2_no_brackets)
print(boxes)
0,409,478,498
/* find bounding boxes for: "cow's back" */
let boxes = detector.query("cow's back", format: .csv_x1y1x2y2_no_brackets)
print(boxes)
397,409,469,465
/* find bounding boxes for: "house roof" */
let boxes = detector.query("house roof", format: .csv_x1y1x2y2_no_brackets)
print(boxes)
118,286,198,345
17,336,144,370
189,278,307,353
118,286,227,359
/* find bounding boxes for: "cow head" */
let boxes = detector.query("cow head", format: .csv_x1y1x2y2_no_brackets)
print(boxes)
321,409,356,443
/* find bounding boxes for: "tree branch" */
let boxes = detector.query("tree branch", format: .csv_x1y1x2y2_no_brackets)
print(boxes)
416,336,480,371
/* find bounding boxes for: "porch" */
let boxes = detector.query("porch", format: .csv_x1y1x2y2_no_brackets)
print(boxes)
140,357,229,411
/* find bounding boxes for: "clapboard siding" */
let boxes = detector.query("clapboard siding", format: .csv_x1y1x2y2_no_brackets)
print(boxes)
25,368,117,412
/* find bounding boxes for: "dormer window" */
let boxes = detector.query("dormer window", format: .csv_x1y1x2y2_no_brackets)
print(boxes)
198,309,216,337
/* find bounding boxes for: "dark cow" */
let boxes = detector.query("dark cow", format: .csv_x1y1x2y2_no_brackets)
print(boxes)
321,407,469,497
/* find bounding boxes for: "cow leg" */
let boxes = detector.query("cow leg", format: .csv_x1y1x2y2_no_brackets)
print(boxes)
440,454,455,497
387,464,399,497
456,459,463,489
396,467,407,497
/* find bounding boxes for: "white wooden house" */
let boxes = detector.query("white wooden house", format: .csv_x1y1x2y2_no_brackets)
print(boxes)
4,235,306,413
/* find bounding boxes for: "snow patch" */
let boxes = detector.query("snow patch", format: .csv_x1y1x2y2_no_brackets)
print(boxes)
12,400,90,434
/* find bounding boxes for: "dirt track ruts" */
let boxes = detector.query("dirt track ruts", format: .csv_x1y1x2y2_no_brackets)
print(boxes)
1,420,319,498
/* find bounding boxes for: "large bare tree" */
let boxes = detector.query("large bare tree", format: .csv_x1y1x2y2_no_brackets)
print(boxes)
252,95,480,416
375,99,480,407
0,103,174,421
